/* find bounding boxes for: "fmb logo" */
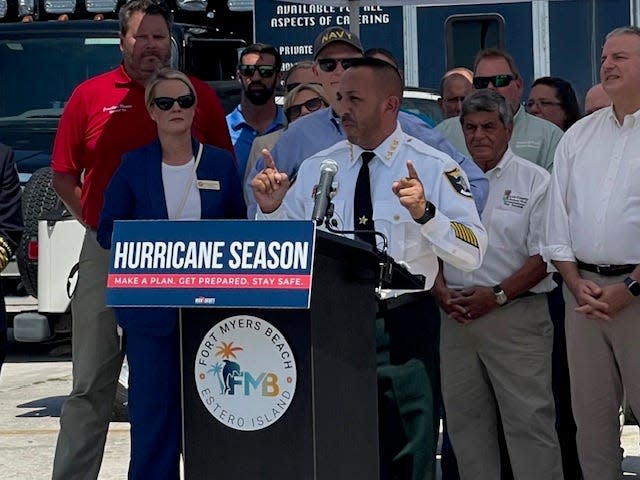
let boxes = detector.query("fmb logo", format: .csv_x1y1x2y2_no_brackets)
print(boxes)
194,315,297,431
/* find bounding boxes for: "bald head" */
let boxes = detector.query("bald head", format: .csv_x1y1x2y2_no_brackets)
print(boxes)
584,83,611,115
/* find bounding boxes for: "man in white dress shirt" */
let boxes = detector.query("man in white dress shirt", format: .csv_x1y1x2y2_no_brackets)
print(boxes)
543,26,640,480
434,89,563,480
252,57,488,480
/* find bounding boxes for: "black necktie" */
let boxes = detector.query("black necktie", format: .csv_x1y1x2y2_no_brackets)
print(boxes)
354,151,376,247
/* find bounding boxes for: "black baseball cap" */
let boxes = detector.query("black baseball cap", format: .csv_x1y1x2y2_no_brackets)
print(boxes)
313,26,364,59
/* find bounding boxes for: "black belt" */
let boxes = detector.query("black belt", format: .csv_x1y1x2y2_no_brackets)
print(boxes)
576,260,636,277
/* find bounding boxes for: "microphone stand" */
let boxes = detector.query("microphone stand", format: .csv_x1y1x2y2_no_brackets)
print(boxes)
322,202,394,291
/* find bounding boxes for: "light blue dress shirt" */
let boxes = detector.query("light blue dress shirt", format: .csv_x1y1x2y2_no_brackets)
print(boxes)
226,104,286,179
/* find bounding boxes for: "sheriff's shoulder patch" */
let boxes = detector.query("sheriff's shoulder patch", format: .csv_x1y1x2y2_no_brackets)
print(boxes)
444,167,473,198
451,222,479,248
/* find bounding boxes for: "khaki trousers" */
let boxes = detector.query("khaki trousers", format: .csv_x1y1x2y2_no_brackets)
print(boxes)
52,230,124,480
564,271,640,480
440,295,563,480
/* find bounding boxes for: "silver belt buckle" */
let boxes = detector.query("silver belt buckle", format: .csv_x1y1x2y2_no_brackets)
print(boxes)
596,264,611,274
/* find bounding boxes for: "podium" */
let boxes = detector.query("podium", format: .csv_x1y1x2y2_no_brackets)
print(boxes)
105,221,424,480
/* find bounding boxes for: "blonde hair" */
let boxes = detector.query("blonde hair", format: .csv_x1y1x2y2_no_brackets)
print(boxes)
145,68,196,108
284,83,329,112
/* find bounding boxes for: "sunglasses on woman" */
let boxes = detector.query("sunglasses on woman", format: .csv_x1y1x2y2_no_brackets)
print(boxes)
317,58,357,73
472,74,516,89
285,97,326,122
152,94,196,111
238,64,276,78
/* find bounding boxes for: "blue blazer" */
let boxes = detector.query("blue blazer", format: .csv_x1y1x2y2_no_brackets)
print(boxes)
97,138,246,335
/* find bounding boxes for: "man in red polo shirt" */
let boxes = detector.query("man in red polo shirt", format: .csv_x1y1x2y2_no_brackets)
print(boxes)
50,1,233,478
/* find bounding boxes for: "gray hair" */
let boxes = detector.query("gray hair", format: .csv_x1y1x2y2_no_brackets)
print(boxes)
460,89,514,127
606,25,640,41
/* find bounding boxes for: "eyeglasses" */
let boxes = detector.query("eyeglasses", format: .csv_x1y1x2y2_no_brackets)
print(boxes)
473,74,516,89
152,94,196,111
317,58,357,73
285,97,326,122
238,64,276,78
285,81,322,93
526,98,563,109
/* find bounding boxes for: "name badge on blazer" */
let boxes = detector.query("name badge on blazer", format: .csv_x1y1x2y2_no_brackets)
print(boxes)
197,180,220,190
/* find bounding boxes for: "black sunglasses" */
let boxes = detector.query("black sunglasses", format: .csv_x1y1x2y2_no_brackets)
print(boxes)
238,64,276,78
152,94,196,111
317,58,357,73
473,74,516,89
285,97,326,122
285,81,322,93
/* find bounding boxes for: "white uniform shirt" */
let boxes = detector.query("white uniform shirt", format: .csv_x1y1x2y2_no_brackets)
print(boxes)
542,107,640,265
258,123,488,289
444,148,554,292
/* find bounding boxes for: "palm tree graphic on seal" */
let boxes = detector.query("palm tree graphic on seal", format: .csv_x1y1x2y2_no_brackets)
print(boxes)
207,341,244,395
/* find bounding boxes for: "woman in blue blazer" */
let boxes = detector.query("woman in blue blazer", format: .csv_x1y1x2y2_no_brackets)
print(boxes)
98,68,245,480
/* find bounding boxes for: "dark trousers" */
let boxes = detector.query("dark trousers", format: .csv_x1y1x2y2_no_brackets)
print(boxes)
0,328,6,375
378,292,441,480
548,276,583,480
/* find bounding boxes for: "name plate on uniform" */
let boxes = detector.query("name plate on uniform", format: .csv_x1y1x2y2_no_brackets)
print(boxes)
105,220,315,308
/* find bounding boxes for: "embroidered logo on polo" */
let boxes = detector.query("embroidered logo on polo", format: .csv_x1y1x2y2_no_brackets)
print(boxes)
102,104,133,114
451,222,479,247
502,189,528,209
444,167,473,198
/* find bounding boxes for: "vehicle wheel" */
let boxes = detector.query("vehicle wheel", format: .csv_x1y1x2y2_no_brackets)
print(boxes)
112,357,129,422
16,167,62,297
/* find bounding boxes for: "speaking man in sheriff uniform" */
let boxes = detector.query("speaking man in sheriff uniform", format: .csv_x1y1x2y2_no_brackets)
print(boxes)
252,57,487,480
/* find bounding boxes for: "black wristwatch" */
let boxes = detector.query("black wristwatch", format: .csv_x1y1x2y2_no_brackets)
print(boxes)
624,276,640,297
415,201,436,225
493,285,508,306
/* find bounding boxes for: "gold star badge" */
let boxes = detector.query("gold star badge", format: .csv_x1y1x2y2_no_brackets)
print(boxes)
359,216,369,225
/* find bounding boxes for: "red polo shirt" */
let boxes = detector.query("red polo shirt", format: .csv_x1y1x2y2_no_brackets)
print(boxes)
51,64,233,229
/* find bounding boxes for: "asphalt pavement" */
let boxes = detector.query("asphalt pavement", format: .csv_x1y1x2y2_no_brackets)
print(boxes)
1,332,639,479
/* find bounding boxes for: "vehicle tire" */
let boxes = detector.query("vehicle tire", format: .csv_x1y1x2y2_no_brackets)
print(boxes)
16,167,63,297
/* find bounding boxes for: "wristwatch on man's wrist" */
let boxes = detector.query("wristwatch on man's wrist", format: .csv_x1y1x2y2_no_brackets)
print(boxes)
623,276,640,297
493,285,508,306
415,201,436,225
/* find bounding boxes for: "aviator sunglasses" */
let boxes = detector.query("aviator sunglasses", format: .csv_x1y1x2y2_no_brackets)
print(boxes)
238,64,276,78
317,57,357,73
152,94,196,111
285,97,326,122
472,74,516,89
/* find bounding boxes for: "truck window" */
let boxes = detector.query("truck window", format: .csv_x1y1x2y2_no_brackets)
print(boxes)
0,35,121,117
444,14,505,71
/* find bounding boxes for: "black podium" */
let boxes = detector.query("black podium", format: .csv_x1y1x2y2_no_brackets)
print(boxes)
180,230,424,480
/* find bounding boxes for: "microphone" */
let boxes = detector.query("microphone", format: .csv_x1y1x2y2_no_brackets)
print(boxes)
311,159,338,226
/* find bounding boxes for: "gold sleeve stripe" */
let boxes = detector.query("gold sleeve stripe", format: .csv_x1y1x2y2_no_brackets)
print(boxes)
451,222,479,248
0,237,11,257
